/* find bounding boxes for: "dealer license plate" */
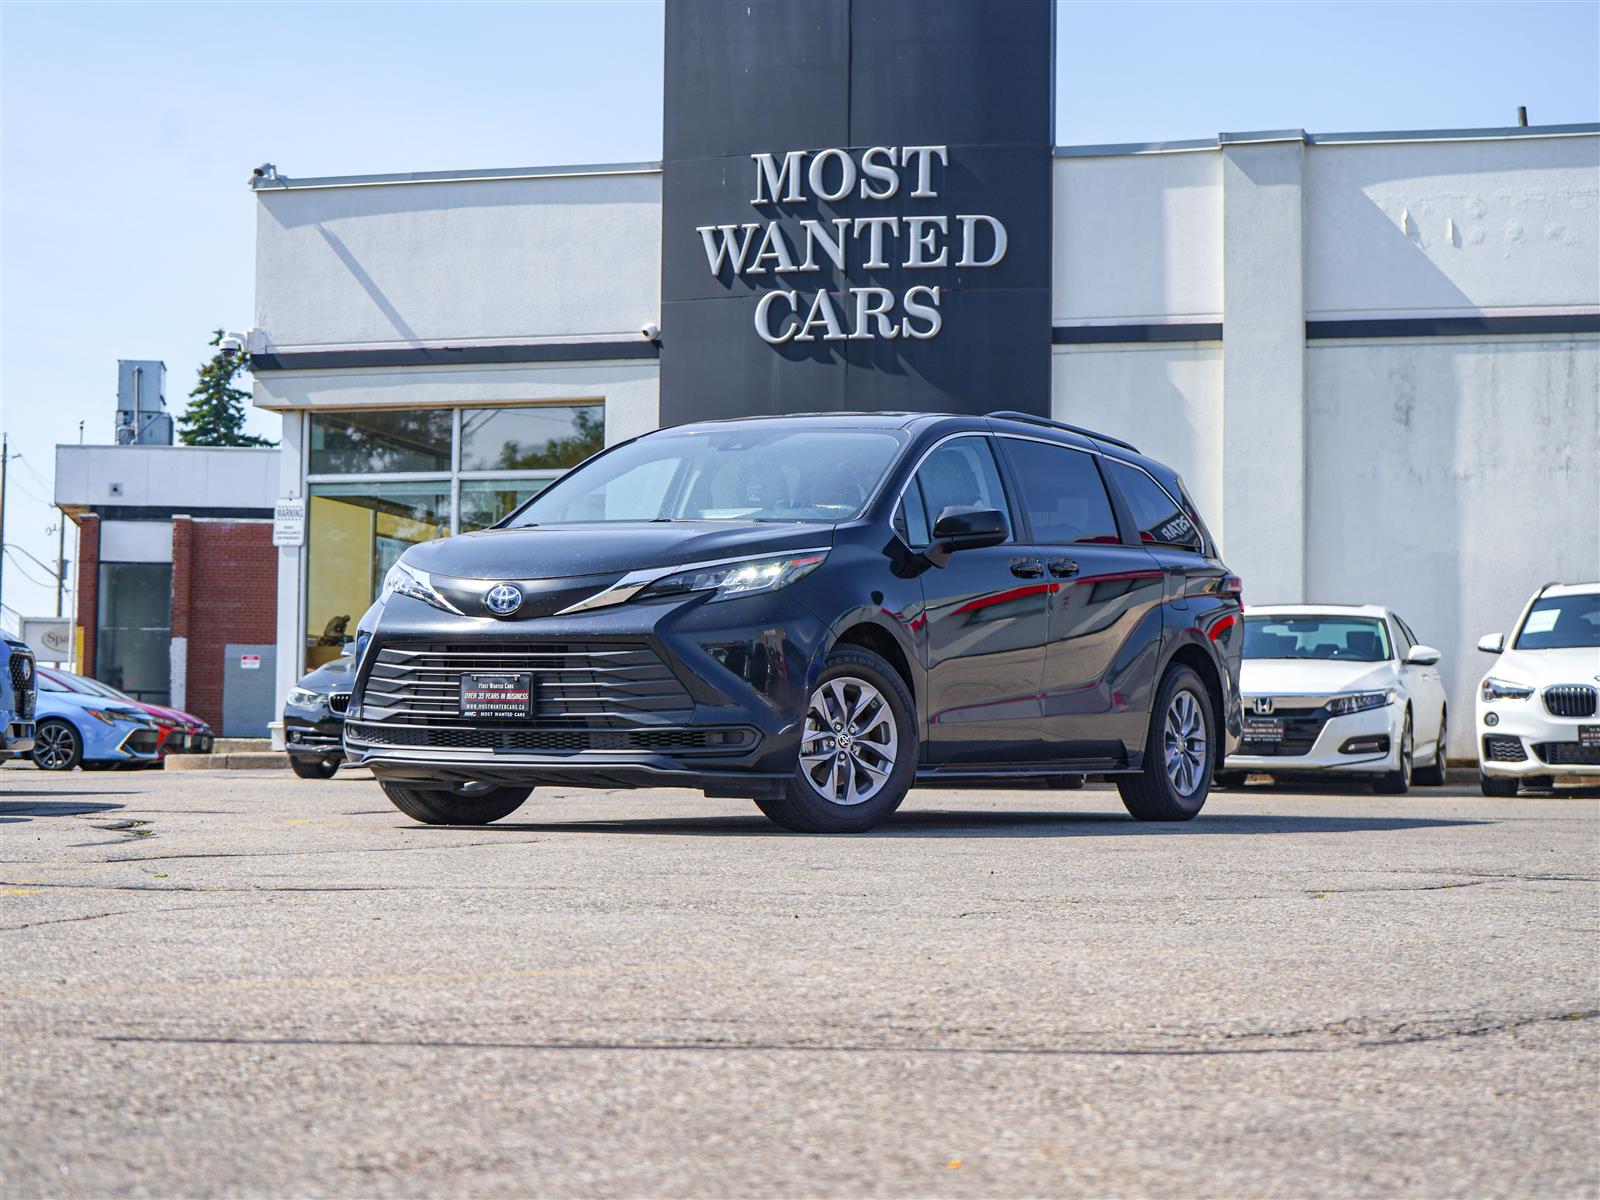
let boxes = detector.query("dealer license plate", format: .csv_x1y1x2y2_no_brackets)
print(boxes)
459,672,533,720
1580,725,1600,747
1243,717,1284,743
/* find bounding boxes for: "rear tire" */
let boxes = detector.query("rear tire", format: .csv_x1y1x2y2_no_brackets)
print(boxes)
755,647,917,833
1118,665,1215,821
1373,711,1413,795
1479,772,1518,797
1414,710,1448,786
380,780,532,825
290,755,339,780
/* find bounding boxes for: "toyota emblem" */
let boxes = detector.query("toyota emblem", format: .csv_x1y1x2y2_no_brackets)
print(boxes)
484,584,524,616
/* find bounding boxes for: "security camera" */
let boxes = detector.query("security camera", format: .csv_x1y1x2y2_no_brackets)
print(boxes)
218,334,244,357
252,162,278,180
641,322,661,342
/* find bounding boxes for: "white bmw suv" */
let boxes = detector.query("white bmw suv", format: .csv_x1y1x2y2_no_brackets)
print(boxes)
1220,605,1449,794
1476,583,1600,795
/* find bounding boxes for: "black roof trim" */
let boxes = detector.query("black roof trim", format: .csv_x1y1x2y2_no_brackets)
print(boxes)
984,410,1141,454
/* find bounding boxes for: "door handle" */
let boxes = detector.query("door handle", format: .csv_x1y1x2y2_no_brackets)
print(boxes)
1047,559,1080,578
1009,558,1045,580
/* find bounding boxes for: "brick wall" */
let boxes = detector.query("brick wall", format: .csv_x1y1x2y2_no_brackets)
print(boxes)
169,519,277,729
75,515,100,675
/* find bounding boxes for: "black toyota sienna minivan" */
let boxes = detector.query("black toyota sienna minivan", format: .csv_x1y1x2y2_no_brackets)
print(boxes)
345,410,1243,833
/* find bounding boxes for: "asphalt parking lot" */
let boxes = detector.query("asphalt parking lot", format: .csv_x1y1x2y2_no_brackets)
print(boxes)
1,765,1596,1199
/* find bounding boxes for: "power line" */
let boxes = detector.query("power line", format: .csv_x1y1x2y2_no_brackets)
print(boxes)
4,542,64,582
2,546,56,589
14,454,52,490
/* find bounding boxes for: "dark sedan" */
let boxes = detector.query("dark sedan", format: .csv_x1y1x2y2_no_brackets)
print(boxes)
283,652,354,778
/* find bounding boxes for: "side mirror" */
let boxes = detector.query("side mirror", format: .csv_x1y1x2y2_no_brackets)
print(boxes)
1477,632,1504,655
1406,644,1441,666
926,506,1008,567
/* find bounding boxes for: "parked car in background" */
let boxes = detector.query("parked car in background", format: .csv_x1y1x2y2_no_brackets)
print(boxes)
283,652,353,778
344,410,1243,832
1219,604,1448,794
2,637,37,756
37,668,214,757
1476,582,1600,795
28,677,162,771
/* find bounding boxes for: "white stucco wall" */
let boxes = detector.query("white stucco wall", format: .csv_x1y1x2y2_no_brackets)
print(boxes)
1305,135,1600,319
253,170,662,350
1053,151,1222,325
55,445,279,511
1306,334,1600,757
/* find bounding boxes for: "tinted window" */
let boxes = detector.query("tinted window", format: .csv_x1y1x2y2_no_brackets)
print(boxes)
1515,594,1600,650
908,437,1010,545
1104,460,1202,551
1244,616,1392,662
1003,439,1119,545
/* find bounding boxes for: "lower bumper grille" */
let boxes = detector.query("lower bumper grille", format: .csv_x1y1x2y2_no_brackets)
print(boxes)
1239,713,1329,757
123,729,161,756
1533,741,1600,766
347,722,752,756
1483,734,1528,763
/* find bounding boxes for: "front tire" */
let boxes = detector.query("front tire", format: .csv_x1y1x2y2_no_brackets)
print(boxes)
32,719,82,771
1479,772,1518,797
380,780,533,825
755,647,917,833
290,755,339,780
1373,710,1413,795
1414,710,1448,786
1118,665,1215,821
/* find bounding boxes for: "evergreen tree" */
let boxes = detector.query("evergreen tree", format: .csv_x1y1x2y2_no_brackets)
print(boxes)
177,330,276,447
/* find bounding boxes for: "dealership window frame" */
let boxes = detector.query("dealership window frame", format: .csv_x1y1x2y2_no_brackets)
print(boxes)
299,401,603,667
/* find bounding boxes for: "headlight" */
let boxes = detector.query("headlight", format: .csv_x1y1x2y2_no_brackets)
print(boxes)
84,707,139,725
638,552,828,604
382,561,458,614
288,687,326,710
1481,676,1534,702
1327,690,1395,716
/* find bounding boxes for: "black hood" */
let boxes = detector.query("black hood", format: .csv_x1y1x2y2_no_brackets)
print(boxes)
402,522,835,620
297,653,354,695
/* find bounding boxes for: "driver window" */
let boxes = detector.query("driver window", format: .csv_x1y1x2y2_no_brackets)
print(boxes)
906,437,1009,548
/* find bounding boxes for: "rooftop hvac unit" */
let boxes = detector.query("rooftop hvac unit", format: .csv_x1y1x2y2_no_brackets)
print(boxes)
114,359,172,445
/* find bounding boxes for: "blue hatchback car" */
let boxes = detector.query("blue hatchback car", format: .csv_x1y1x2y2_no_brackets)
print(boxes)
30,672,162,771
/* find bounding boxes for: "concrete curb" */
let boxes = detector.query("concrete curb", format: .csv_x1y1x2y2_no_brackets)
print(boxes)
166,753,289,771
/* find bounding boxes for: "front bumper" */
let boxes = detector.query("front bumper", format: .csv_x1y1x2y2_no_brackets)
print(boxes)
1477,696,1600,777
1226,703,1399,775
343,588,830,797
284,707,345,761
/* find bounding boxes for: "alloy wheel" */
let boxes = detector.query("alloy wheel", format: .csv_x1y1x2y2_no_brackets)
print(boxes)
1163,689,1208,798
35,723,78,770
799,676,899,806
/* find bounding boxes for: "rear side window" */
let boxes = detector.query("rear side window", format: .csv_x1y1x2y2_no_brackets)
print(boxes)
1002,438,1120,545
1104,460,1203,552
903,436,1010,547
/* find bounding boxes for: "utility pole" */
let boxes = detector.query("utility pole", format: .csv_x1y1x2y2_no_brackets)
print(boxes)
56,512,67,617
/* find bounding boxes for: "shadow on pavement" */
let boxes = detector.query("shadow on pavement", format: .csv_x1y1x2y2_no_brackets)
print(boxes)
0,797,129,825
472,809,1490,838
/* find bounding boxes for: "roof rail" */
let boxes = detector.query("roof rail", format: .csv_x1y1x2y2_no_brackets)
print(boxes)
985,410,1141,454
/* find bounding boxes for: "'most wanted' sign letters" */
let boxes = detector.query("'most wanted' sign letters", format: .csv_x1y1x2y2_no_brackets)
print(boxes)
695,146,1007,344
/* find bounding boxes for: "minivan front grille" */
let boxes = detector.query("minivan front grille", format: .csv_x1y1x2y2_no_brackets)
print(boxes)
1543,685,1597,719
9,652,34,720
360,642,694,727
346,722,753,756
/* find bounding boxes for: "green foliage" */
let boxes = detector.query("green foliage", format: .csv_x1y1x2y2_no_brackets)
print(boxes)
495,407,605,469
176,330,277,448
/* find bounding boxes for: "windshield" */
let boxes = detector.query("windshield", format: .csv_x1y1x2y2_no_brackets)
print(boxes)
508,428,906,526
1244,616,1392,662
45,671,130,701
1515,593,1600,650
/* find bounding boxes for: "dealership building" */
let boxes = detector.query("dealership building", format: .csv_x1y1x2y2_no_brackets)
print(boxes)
246,2,1597,758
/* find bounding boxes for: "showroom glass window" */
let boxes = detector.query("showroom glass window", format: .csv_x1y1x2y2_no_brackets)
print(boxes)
96,562,172,704
301,404,602,669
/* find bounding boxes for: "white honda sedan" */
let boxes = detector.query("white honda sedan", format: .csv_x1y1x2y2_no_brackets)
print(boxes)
1475,582,1600,795
1219,604,1449,794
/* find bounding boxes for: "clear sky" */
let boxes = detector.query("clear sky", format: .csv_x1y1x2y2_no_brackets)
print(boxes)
1,0,1596,631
